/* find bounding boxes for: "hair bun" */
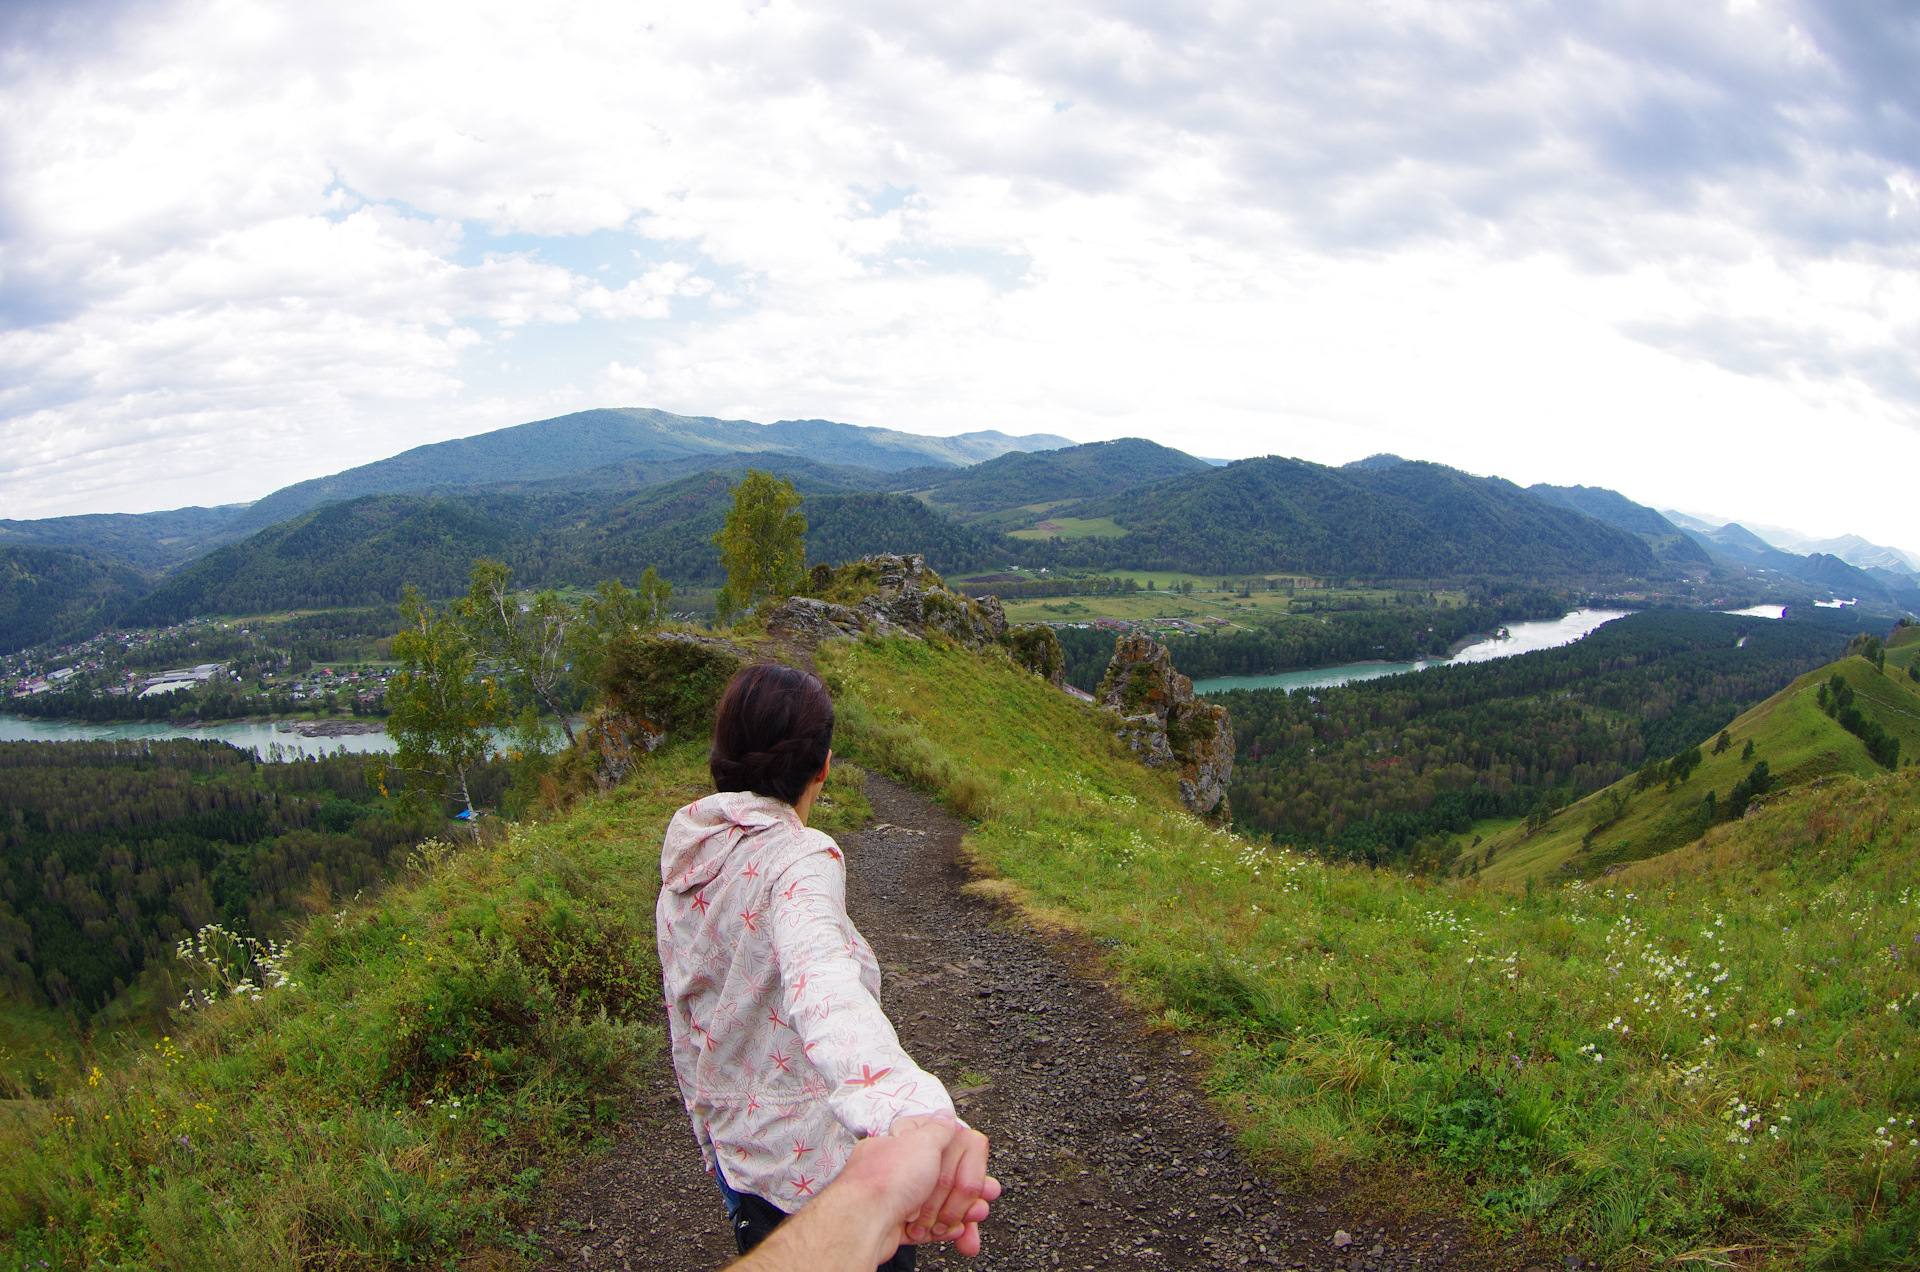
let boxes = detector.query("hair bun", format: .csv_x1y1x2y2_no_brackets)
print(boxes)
708,664,835,805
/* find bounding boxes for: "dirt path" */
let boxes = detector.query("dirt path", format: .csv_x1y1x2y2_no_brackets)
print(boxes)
530,774,1568,1272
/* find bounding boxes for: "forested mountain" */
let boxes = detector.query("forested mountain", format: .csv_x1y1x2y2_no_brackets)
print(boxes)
233,407,1072,533
0,505,251,575
1526,484,1710,566
430,450,894,498
1,546,151,652
122,473,1000,622
1015,457,1659,578
1220,609,1858,865
884,438,1214,517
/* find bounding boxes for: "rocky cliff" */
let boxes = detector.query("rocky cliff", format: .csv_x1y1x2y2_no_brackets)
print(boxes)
1095,632,1234,818
764,553,1011,650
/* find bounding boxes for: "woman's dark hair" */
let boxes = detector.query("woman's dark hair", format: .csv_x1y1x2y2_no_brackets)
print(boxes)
710,664,835,804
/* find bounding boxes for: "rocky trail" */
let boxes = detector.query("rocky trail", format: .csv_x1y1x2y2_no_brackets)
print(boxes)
530,774,1573,1272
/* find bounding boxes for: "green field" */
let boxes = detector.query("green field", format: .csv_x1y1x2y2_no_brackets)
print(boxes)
1006,515,1130,540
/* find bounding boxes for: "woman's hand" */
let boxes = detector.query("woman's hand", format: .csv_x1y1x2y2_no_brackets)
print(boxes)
889,1113,997,1255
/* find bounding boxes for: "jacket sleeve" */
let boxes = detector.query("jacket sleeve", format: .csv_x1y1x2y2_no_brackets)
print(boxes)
767,837,954,1137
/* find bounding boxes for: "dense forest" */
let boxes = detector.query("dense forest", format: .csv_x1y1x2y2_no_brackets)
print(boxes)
885,438,1212,516
0,741,490,1025
120,478,1004,624
1008,457,1660,579
1219,611,1858,866
0,545,152,653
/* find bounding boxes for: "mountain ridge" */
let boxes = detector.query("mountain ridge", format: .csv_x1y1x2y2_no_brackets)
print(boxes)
233,407,1074,534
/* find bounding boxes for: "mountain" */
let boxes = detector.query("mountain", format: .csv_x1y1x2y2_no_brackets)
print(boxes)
884,438,1214,520
1525,484,1710,566
0,505,251,575
1012,456,1660,579
1342,453,1406,470
1665,511,1920,575
231,408,1073,534
1,546,152,654
423,450,896,499
120,469,1000,624
1668,519,1919,610
1796,533,1919,575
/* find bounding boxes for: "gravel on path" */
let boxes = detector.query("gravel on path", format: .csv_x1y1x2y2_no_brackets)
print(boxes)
530,773,1573,1272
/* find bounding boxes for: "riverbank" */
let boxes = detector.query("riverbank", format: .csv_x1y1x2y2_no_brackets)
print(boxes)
1190,608,1630,695
0,714,399,760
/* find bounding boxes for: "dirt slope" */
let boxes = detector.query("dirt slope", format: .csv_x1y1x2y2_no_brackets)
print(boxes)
530,774,1570,1271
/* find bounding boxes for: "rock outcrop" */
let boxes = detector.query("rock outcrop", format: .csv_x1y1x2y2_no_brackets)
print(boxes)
1095,633,1234,818
584,631,750,791
763,554,1010,651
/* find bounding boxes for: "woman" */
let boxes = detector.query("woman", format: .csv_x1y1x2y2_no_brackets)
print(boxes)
657,663,995,1267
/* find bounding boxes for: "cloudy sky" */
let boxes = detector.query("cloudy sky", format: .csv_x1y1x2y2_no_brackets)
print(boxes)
3,0,1916,548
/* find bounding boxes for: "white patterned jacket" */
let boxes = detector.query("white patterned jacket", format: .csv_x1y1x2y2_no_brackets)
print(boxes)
656,791,954,1210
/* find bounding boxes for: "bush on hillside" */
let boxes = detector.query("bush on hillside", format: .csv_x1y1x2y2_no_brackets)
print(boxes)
1008,624,1065,686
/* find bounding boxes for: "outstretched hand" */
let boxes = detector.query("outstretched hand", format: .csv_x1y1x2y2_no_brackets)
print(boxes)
889,1113,998,1255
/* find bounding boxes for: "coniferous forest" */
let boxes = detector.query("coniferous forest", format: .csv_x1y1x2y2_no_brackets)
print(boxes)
1219,610,1852,866
0,741,490,1025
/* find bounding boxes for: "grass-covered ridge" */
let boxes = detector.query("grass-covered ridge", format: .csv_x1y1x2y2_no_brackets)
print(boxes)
1481,636,1920,885
0,733,871,1268
820,635,1920,1268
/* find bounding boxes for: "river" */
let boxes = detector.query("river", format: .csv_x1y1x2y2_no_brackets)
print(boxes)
0,715,397,761
1189,608,1633,695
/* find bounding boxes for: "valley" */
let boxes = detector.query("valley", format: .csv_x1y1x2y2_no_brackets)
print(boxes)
5,409,1920,1270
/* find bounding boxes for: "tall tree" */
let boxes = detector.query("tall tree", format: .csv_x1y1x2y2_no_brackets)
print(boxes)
465,560,578,746
382,586,504,833
712,470,807,611
570,567,673,688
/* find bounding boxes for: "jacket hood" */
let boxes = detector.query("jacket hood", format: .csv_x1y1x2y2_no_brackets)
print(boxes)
661,791,798,894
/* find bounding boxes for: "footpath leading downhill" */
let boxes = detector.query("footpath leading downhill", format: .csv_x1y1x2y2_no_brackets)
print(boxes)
530,774,1561,1272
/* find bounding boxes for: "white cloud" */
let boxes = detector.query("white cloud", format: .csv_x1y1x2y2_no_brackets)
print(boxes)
0,0,1916,550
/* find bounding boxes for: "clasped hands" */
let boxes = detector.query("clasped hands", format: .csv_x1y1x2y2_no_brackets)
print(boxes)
727,1112,999,1271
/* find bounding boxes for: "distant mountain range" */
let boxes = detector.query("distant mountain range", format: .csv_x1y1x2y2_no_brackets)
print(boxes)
1663,510,1919,575
234,408,1074,536
4,412,1916,654
0,408,1075,577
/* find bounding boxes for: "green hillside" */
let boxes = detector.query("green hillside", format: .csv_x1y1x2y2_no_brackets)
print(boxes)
0,546,151,654
820,637,1920,1266
1525,484,1711,567
8,621,1920,1266
1219,610,1855,868
888,438,1213,520
1022,456,1661,579
0,506,249,576
121,477,1002,623
1481,629,1920,884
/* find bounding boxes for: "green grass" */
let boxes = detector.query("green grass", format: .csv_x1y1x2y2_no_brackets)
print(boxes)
1481,654,1920,885
819,635,1920,1268
1006,515,1131,541
0,743,873,1268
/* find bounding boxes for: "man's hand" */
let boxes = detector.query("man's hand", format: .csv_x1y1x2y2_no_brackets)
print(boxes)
728,1113,999,1271
890,1113,996,1255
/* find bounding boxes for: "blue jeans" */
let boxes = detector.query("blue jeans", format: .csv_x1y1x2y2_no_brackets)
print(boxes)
714,1169,917,1271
